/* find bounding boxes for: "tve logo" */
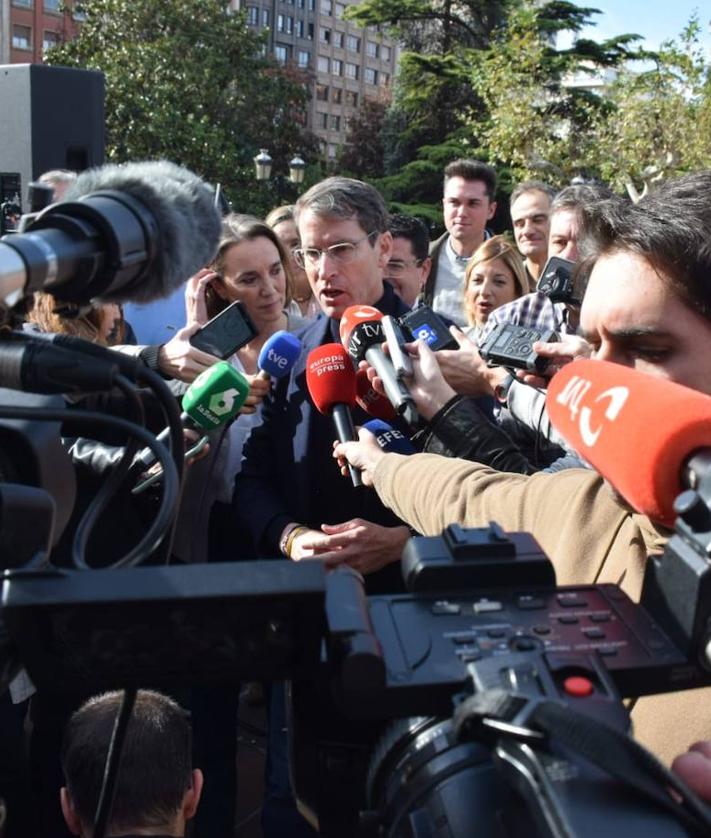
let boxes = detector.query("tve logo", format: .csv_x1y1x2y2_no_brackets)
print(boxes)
265,346,288,371
555,374,629,447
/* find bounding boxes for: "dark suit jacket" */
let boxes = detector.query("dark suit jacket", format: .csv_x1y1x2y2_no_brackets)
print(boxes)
421,231,449,308
234,284,410,592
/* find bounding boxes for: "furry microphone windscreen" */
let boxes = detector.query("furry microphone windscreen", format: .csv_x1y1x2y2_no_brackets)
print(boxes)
65,160,221,304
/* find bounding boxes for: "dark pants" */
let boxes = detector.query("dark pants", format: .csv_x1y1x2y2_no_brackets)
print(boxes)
262,683,316,838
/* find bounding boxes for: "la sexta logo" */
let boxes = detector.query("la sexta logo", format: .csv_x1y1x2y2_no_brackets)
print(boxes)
555,375,629,447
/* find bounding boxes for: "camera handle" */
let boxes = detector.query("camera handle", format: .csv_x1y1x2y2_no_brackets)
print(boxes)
453,657,711,837
642,450,711,668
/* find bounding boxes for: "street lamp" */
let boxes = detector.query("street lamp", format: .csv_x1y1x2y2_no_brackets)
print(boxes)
254,149,273,181
288,154,306,185
253,149,306,186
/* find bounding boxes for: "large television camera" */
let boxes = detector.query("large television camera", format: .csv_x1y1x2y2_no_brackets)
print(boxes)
2,515,711,836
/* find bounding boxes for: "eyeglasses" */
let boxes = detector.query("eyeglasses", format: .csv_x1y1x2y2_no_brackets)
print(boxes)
385,258,423,277
293,231,378,268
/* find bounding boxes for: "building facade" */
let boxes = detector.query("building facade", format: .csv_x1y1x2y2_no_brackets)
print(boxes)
1,0,81,65
0,0,397,160
232,0,397,158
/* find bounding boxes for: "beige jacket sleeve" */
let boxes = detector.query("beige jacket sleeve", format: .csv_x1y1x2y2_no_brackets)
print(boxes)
374,453,710,765
374,453,663,592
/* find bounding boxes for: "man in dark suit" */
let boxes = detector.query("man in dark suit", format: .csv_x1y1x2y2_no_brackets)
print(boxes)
235,177,411,593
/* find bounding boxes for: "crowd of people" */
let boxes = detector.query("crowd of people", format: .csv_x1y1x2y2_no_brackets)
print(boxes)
2,160,711,837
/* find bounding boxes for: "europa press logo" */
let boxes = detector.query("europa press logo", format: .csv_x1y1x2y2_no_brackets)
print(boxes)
555,375,629,447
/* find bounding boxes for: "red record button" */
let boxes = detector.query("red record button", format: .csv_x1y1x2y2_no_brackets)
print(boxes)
563,676,594,697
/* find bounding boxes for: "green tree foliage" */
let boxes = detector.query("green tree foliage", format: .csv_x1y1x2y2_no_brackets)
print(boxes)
47,0,319,214
589,14,711,195
337,97,388,178
345,0,514,176
466,2,644,185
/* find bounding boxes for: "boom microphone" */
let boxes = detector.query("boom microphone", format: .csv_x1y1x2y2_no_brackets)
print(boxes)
0,160,221,307
546,359,711,527
306,343,362,487
257,330,302,380
339,305,417,426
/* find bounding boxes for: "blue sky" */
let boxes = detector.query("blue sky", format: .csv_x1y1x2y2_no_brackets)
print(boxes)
560,1,711,55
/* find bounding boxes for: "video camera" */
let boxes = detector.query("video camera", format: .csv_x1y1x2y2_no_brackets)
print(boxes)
2,515,711,836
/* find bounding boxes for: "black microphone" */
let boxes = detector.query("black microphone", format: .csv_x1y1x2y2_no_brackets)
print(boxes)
0,160,221,307
0,340,117,394
339,305,418,426
17,330,145,382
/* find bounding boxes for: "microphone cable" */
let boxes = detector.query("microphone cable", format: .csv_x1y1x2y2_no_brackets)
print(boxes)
0,402,179,569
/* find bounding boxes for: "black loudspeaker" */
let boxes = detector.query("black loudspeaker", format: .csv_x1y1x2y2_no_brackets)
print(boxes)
0,63,105,208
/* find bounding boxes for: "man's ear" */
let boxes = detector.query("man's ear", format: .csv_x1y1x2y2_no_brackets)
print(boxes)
420,256,433,285
183,769,204,821
376,230,393,269
60,788,82,836
487,201,497,221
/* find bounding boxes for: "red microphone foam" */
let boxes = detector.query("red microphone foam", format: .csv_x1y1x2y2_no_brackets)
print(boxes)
546,359,711,527
339,305,383,346
305,343,356,414
355,368,397,421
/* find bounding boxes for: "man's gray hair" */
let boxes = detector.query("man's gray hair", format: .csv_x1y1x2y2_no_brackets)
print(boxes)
294,176,389,235
510,180,556,207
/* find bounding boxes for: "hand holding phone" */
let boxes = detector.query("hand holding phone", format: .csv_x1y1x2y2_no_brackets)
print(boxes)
189,300,258,359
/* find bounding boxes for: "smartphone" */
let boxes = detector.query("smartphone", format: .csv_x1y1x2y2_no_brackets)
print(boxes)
189,300,257,359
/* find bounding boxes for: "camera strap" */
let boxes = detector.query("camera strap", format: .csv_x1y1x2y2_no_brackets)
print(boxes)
454,690,711,835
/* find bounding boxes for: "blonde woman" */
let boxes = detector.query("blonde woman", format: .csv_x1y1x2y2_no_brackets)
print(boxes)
463,235,529,343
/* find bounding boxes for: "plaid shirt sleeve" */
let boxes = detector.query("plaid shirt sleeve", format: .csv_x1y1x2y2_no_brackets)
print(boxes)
476,292,570,345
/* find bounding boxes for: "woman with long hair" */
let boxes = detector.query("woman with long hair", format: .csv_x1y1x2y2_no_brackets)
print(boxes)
462,235,529,343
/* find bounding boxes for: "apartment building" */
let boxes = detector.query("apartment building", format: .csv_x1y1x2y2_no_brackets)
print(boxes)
232,0,397,158
1,0,81,65
0,0,397,159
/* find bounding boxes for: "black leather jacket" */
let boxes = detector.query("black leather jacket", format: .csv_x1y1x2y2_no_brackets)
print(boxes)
414,395,538,475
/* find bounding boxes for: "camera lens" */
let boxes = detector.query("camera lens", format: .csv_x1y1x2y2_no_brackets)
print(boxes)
366,717,507,837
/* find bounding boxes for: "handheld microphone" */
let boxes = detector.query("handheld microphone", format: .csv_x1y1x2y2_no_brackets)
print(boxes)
363,419,416,455
135,362,250,469
305,343,362,488
355,368,397,421
0,160,221,307
546,359,711,527
339,305,417,426
257,330,302,380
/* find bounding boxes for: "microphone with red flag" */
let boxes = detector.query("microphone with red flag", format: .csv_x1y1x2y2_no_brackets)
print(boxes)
339,305,417,426
546,359,711,527
306,343,362,487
